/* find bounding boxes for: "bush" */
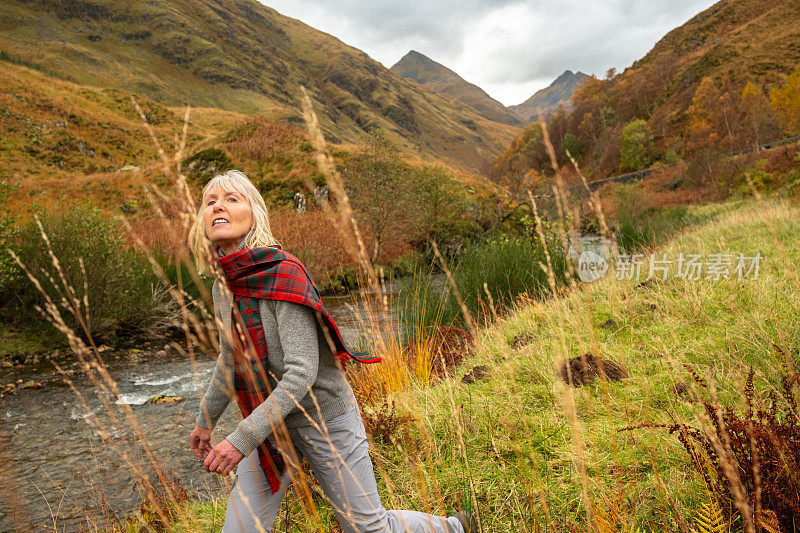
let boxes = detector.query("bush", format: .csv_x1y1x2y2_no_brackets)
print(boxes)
739,158,774,194
183,148,233,186
1,203,179,344
620,119,653,171
398,235,566,342
563,133,582,160
453,235,566,319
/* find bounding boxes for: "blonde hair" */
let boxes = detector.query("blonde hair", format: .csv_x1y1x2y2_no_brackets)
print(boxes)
189,170,281,275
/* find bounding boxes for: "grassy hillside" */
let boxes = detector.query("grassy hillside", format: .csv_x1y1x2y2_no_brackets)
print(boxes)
388,199,799,530
633,0,799,97
0,58,329,216
0,0,521,173
391,50,521,126
124,198,800,532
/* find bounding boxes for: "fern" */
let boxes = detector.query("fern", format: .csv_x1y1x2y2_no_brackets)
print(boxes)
594,493,623,533
756,508,782,533
693,499,726,533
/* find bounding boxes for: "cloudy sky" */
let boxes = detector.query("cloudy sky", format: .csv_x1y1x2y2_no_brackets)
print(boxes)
259,0,717,106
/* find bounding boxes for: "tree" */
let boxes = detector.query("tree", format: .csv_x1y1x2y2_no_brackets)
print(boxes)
344,134,414,265
489,122,550,194
563,133,582,160
716,92,741,149
410,165,458,244
770,69,800,136
620,119,652,171
741,81,778,146
684,76,720,155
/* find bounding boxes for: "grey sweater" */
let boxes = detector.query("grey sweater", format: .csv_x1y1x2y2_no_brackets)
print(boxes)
195,246,358,457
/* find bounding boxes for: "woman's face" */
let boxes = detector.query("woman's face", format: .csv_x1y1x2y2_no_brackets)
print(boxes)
202,185,254,250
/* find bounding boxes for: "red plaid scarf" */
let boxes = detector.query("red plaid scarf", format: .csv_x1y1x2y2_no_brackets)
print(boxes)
215,244,380,493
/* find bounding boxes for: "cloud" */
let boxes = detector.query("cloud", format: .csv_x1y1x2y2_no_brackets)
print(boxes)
259,0,717,105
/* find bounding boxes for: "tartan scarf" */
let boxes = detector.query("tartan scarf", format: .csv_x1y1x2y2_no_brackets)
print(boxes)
215,244,380,493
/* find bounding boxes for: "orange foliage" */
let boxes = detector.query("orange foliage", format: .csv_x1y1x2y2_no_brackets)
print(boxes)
268,207,355,282
684,77,741,155
770,69,800,136
741,81,777,146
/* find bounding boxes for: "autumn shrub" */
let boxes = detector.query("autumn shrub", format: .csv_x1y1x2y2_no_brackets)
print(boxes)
627,365,800,532
0,202,179,344
268,206,357,291
360,398,414,445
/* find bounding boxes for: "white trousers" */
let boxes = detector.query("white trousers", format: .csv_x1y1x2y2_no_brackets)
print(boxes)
222,406,464,533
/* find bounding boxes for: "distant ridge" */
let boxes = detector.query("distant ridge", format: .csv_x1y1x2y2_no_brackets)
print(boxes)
391,50,521,126
509,70,589,123
0,0,522,173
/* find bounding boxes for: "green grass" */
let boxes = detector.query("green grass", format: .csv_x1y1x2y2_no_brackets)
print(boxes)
385,198,799,530
137,198,800,531
0,321,67,359
614,182,745,252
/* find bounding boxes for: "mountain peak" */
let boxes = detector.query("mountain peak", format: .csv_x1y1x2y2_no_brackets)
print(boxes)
509,70,589,122
391,50,521,126
554,69,576,82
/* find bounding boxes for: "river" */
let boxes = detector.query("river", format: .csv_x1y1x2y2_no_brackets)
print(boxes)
0,283,405,532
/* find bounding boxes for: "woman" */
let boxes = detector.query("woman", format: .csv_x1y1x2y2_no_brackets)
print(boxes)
187,170,476,533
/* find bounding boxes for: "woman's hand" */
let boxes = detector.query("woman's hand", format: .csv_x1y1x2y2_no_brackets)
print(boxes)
203,439,245,476
189,425,212,459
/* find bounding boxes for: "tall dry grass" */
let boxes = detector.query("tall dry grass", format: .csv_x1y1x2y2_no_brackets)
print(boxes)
4,85,795,533
1,86,480,531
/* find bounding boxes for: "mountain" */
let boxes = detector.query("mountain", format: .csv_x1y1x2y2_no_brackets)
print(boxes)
492,0,800,183
614,0,799,112
0,0,521,173
390,50,521,126
508,70,589,123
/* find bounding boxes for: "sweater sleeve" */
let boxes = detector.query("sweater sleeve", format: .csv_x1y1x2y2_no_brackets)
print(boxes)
195,283,235,429
225,299,320,456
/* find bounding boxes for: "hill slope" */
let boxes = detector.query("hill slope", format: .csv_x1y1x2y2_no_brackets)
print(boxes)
393,199,800,529
390,50,521,126
0,0,521,172
0,58,337,212
628,0,799,101
492,0,800,182
508,69,589,123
